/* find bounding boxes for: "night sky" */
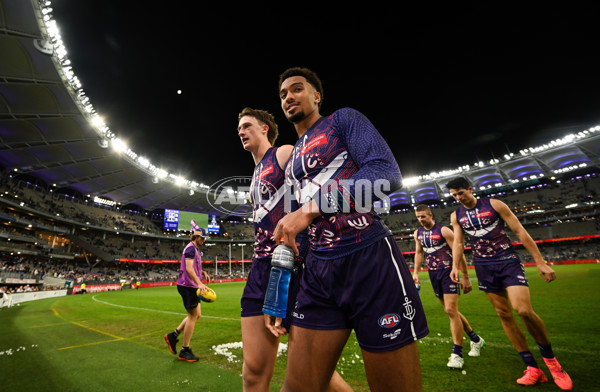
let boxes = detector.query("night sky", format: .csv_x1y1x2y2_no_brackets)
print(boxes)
51,1,600,186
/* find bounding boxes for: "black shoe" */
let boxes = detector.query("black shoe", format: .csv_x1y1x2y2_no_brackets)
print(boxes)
164,332,178,355
178,348,199,362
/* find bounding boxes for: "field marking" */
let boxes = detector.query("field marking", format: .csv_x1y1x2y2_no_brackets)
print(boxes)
50,305,126,350
56,330,162,351
28,321,72,329
91,294,241,322
421,335,596,356
58,338,123,351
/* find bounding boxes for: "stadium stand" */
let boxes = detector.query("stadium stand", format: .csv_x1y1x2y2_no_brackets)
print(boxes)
1,169,599,292
0,0,598,295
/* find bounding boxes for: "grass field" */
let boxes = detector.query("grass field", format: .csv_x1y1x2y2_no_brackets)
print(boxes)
1,263,599,391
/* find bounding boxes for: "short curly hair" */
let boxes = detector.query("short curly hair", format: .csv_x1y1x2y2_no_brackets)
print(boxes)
238,107,279,146
278,67,324,109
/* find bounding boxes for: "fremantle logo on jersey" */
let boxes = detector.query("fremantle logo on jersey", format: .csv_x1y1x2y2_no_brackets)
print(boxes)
402,296,416,320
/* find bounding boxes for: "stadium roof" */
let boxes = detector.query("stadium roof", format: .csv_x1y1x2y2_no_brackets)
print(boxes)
1,0,599,214
0,0,225,213
398,132,600,206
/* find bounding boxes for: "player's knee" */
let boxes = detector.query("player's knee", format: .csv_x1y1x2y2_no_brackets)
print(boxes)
242,361,272,387
444,306,458,318
494,306,513,320
514,305,535,320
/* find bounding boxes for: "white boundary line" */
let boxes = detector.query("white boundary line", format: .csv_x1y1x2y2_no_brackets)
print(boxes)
91,294,240,321
420,335,594,356
91,295,593,355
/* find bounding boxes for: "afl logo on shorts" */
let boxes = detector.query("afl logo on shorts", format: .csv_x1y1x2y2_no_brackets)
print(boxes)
378,313,401,328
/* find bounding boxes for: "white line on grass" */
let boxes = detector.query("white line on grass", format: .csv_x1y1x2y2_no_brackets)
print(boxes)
92,295,592,355
420,335,595,356
91,295,240,322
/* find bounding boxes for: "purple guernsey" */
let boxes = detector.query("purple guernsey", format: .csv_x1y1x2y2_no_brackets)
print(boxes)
285,108,401,259
416,223,452,270
455,198,519,264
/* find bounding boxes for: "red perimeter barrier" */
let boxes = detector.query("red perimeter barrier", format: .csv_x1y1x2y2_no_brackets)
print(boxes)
414,258,599,272
72,277,248,293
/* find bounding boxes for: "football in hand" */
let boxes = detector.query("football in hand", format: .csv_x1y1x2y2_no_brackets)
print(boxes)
197,287,217,303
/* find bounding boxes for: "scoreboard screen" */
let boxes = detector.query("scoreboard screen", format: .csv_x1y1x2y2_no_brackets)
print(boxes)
164,209,179,230
208,214,220,234
163,209,209,232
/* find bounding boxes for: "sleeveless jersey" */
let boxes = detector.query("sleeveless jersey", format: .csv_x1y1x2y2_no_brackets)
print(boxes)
250,147,287,260
416,223,452,270
177,242,203,287
285,108,401,259
455,198,519,263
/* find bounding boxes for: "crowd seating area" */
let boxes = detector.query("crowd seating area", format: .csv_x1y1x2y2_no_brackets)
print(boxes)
383,173,599,238
0,170,598,290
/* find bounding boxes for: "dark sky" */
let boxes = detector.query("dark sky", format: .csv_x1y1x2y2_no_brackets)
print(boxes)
51,1,600,185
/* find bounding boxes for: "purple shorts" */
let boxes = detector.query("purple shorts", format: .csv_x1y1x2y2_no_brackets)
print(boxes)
177,285,199,310
292,236,429,352
241,257,299,330
428,268,460,298
474,261,529,292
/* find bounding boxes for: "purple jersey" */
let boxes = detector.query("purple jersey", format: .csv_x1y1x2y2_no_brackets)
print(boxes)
285,108,401,259
250,147,287,260
177,242,203,287
416,223,452,270
455,198,519,264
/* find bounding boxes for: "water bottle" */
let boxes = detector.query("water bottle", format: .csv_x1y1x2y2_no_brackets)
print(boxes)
263,243,295,319
415,283,421,295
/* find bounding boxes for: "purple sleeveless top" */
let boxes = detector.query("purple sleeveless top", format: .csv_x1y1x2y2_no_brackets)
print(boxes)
177,242,203,287
250,147,286,260
455,198,519,264
416,223,452,270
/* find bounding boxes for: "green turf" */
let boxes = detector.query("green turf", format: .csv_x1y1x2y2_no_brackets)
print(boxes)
1,264,598,391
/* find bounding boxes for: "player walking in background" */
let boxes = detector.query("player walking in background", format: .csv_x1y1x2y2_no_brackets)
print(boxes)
446,177,572,390
413,204,485,369
237,107,351,391
272,67,428,392
164,226,211,362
